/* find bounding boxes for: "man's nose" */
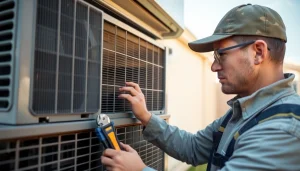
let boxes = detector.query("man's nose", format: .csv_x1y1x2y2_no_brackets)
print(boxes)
211,60,222,72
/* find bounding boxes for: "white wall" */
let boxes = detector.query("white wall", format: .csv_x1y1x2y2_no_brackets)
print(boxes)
160,38,204,170
284,63,300,95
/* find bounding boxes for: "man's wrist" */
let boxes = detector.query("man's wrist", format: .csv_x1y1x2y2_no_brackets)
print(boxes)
140,112,152,126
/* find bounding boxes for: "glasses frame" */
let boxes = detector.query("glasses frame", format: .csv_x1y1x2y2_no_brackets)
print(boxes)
213,40,271,64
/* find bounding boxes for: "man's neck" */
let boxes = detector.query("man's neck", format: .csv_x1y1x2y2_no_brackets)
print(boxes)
240,68,284,98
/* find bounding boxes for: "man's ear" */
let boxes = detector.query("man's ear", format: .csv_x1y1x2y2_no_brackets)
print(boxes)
253,40,268,65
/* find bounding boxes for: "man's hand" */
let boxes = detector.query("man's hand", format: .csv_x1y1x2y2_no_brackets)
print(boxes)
101,143,146,171
119,82,151,125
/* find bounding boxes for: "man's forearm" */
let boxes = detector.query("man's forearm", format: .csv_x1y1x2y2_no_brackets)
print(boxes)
143,114,217,166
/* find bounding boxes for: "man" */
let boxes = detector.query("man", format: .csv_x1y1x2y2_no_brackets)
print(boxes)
101,4,300,171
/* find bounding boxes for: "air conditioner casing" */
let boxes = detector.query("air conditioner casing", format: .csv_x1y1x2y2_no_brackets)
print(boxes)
0,0,166,125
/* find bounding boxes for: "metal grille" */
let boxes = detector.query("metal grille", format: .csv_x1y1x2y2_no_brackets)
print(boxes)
0,0,16,111
116,125,164,170
0,125,164,171
32,0,102,114
102,21,165,113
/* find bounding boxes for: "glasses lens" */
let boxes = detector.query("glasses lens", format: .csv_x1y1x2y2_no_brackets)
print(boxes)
214,50,220,63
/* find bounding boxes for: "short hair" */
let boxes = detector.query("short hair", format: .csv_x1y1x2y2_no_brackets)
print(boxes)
231,36,286,64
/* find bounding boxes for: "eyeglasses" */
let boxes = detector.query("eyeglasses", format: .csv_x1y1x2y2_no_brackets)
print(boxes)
213,40,270,64
213,40,255,64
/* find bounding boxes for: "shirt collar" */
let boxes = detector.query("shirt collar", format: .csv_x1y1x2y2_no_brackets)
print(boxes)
227,73,296,120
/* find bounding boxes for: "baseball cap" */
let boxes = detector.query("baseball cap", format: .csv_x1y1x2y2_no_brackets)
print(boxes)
188,4,287,52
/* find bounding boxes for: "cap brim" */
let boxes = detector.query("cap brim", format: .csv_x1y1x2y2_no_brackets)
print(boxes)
188,34,232,52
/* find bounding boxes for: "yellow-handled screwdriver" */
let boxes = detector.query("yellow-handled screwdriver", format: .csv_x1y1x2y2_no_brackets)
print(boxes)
95,114,122,150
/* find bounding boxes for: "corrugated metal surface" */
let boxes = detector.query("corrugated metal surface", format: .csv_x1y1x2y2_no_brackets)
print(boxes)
0,0,16,111
0,124,164,171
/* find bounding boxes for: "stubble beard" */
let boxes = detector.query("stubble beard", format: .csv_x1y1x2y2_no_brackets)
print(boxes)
221,58,255,96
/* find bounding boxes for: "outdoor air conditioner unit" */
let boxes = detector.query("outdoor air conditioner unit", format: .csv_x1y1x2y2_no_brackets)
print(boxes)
0,1,167,170
0,0,166,124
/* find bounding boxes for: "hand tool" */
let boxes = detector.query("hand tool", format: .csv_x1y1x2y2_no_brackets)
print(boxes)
95,114,122,150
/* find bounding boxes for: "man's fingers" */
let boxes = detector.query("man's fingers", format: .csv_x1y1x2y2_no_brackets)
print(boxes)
125,82,142,93
119,86,139,96
101,155,114,166
118,94,134,103
105,166,112,171
103,149,119,158
120,142,135,153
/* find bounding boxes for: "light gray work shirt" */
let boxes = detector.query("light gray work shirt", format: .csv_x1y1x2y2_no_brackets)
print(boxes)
142,73,300,171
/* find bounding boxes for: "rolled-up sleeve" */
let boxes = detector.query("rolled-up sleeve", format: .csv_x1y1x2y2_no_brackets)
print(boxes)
143,114,223,166
142,166,157,171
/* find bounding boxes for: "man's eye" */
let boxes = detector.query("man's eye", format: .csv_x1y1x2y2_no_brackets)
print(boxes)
219,52,226,57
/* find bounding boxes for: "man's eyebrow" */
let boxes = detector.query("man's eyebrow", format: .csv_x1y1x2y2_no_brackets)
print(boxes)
213,46,220,50
214,47,223,51
213,43,222,50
